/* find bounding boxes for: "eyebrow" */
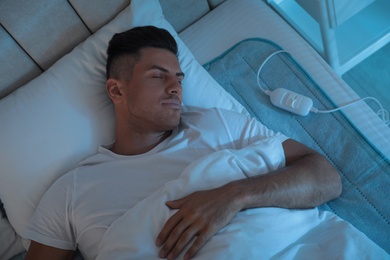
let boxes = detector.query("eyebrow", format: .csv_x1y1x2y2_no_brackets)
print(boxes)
149,65,185,78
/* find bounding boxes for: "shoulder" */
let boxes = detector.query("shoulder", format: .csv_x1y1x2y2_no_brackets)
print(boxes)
181,106,288,146
180,106,248,131
76,146,119,167
181,106,267,131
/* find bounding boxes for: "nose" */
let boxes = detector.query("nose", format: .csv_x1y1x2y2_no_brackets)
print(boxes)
167,77,182,95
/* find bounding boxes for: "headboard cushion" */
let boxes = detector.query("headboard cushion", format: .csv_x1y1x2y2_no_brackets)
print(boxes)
0,0,245,237
0,0,91,70
0,26,42,98
68,0,131,33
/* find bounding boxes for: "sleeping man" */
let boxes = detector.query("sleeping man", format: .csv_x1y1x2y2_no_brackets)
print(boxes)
24,26,342,259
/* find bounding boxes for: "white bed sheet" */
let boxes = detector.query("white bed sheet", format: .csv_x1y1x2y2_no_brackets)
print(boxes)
97,138,388,259
179,0,390,160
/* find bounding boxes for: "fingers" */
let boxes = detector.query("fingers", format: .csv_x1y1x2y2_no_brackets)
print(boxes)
157,197,189,246
159,222,197,259
156,211,182,247
159,222,211,260
156,190,231,259
184,234,209,260
157,206,208,260
157,209,195,259
165,200,181,209
166,195,190,209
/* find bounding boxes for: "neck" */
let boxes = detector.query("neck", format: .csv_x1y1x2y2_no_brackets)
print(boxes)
111,128,172,156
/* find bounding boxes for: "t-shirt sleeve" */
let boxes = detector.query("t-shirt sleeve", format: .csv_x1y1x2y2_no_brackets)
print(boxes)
216,108,289,149
24,172,77,251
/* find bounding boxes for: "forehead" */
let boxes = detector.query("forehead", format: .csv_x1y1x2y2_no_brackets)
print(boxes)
136,47,181,70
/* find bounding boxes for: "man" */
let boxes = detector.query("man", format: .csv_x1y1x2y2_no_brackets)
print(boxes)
25,26,341,260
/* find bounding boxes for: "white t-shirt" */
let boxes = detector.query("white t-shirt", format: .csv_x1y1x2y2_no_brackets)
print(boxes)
24,107,288,259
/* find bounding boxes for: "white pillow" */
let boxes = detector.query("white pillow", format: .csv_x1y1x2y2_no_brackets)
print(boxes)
0,0,246,237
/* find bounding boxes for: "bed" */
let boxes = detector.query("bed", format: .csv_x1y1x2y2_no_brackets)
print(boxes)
1,0,389,259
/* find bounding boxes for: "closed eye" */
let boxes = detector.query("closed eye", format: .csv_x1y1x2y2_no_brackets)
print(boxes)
177,79,183,85
148,65,185,86
152,74,164,79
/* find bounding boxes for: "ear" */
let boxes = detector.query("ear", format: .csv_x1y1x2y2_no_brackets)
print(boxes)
106,78,124,102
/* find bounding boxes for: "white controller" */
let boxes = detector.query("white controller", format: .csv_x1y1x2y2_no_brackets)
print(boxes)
268,88,313,116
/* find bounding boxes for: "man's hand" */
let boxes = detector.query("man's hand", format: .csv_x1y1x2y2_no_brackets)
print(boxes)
155,139,341,259
156,186,241,260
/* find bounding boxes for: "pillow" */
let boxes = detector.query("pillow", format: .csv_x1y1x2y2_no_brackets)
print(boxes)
0,0,247,238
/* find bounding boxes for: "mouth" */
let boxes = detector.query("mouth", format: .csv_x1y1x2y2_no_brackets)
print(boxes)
161,98,182,110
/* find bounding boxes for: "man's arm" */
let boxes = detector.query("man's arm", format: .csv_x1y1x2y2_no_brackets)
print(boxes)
25,241,75,260
156,139,342,260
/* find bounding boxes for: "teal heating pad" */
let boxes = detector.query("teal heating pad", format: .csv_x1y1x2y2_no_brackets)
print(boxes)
203,38,390,253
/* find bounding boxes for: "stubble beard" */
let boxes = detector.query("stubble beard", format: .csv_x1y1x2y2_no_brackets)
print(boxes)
128,105,181,134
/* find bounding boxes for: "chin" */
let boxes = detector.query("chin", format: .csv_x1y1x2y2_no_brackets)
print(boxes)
166,117,181,130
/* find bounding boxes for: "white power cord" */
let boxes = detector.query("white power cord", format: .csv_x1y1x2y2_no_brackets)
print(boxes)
257,50,390,126
256,50,291,95
310,97,389,126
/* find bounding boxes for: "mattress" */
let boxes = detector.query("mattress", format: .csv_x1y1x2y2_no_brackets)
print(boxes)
203,38,390,252
179,0,390,160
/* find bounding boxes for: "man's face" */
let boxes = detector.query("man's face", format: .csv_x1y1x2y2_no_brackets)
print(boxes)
121,47,184,133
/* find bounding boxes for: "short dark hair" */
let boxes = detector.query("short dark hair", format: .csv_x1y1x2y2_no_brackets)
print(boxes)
106,26,178,80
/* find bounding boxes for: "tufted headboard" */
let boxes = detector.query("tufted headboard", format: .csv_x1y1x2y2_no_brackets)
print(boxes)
0,0,226,99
